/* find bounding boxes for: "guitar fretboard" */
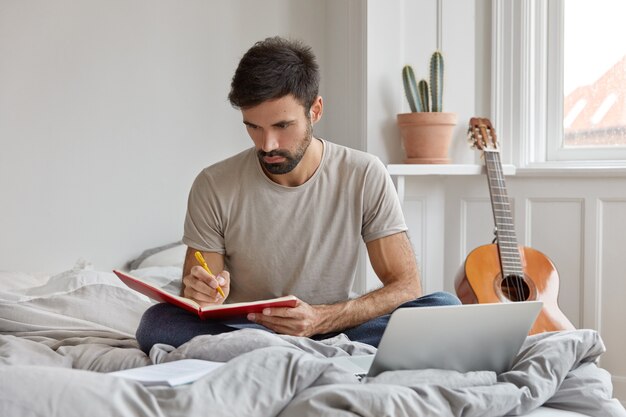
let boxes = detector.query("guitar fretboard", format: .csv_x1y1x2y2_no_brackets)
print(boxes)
484,150,523,277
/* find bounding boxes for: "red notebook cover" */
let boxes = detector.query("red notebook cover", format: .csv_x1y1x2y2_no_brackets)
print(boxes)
113,270,298,319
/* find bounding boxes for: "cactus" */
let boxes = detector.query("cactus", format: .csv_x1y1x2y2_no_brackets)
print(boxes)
402,65,422,112
430,51,443,112
418,79,429,113
401,51,444,112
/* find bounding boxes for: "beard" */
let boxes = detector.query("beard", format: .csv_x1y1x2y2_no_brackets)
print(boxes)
257,122,313,175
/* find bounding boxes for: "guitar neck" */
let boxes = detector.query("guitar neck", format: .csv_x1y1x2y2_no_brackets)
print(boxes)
483,150,523,277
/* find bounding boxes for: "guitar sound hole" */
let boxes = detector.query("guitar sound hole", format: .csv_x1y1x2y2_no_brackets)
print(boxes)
500,275,530,302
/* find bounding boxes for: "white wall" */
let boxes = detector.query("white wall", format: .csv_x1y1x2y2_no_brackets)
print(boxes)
0,0,349,272
323,0,367,153
363,0,484,290
366,0,479,165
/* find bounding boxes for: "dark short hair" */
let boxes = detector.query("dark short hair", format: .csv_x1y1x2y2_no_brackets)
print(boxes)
228,36,320,111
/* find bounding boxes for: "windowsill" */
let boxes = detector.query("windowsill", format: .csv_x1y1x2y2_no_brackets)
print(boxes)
387,164,516,176
387,163,626,178
516,161,626,177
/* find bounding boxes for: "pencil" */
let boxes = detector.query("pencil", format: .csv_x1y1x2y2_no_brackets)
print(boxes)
194,251,226,298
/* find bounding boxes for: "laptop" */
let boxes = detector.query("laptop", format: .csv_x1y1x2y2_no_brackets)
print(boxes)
328,301,542,378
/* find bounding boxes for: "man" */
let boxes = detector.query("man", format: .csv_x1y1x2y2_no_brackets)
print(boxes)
136,36,459,353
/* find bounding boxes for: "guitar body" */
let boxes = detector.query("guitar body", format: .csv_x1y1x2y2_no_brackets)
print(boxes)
455,243,575,335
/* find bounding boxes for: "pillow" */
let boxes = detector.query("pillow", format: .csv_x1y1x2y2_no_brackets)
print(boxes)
128,242,186,270
0,271,52,292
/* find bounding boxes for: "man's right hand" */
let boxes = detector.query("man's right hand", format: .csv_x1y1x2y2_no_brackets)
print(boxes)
182,267,230,307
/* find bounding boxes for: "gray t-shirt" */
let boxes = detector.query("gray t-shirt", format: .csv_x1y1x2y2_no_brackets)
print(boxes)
183,139,407,305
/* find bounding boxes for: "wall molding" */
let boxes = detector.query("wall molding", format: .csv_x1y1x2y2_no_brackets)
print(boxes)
525,197,585,326
459,197,491,257
595,198,626,335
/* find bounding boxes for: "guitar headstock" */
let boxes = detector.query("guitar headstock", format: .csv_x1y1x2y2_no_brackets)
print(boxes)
468,117,499,152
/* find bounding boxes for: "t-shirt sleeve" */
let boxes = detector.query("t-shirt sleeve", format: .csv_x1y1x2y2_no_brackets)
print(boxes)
361,157,408,243
182,170,226,253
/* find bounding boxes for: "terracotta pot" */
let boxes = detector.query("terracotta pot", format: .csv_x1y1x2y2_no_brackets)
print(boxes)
397,112,457,164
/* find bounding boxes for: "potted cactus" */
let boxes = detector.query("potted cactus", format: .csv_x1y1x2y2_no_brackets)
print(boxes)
398,51,457,163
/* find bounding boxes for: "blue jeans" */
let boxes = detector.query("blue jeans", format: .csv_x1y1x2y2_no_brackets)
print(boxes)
135,291,461,353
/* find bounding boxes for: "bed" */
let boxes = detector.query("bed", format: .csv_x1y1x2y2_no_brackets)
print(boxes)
1,246,624,417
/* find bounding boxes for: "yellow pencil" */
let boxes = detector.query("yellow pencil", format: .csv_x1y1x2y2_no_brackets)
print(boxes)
194,251,226,298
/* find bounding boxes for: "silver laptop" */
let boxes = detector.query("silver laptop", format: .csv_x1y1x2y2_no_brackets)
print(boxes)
329,301,542,378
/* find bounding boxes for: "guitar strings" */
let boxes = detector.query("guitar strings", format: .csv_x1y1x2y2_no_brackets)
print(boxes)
491,150,524,301
477,121,525,302
489,150,516,300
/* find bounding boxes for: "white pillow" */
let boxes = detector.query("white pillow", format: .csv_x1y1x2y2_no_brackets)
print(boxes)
0,271,52,291
137,244,186,269
129,243,186,270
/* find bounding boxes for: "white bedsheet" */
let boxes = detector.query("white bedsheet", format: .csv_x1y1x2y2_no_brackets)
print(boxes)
0,264,624,417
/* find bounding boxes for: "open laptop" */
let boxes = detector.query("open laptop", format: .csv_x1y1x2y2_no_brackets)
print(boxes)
328,301,542,378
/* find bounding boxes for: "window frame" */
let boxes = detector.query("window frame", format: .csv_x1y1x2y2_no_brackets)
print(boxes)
492,0,626,168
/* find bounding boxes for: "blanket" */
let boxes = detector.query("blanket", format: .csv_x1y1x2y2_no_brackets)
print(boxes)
1,265,624,417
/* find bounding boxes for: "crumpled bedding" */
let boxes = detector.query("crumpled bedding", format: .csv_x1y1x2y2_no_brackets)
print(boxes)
0,265,624,417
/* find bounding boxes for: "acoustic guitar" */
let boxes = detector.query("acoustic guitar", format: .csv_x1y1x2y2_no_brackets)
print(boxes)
454,117,575,335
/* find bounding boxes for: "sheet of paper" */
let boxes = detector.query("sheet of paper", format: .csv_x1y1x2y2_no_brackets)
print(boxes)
109,358,225,386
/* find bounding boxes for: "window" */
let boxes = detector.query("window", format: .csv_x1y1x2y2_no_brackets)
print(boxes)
493,0,626,166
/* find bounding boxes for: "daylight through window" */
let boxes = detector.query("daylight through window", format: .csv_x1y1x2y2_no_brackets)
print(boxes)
563,0,626,149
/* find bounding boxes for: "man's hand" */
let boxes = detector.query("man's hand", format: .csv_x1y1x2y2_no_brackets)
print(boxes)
182,266,230,307
247,297,332,337
248,232,421,337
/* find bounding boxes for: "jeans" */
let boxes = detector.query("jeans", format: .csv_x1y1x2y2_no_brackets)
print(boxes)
135,291,461,354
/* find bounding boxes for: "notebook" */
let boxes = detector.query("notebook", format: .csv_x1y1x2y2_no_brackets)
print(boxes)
113,269,297,319
328,301,542,378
